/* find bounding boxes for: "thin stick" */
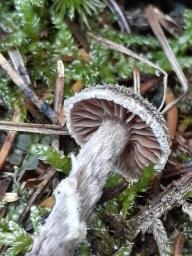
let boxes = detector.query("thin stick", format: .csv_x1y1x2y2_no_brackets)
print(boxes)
18,167,56,225
0,53,58,124
173,232,184,256
8,48,31,85
52,60,64,150
89,33,168,107
54,61,64,116
105,0,131,33
8,48,46,122
133,68,141,94
54,60,65,126
166,88,178,144
145,5,188,114
0,109,20,170
0,121,68,135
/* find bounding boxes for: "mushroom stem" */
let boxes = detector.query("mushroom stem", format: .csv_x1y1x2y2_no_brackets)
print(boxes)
75,119,129,219
27,119,129,256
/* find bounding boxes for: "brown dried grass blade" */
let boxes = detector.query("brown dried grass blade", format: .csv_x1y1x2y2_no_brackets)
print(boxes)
145,5,188,114
0,121,68,135
89,33,168,111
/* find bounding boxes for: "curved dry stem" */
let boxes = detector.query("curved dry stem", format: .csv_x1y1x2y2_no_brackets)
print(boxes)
105,0,131,33
145,5,188,114
89,33,168,111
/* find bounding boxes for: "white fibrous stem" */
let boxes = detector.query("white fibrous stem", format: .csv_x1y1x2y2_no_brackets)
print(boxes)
26,119,129,256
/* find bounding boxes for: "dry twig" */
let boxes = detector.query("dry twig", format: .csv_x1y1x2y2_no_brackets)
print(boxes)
166,88,178,144
145,5,188,113
53,60,65,127
0,53,58,124
0,109,21,170
8,48,45,122
0,121,67,135
18,167,56,225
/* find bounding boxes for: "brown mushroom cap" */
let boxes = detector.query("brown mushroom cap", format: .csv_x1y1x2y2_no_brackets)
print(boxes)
65,85,170,179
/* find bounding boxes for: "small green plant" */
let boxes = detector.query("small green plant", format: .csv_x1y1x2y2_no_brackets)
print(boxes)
121,165,154,216
30,144,71,173
0,219,32,256
53,0,104,27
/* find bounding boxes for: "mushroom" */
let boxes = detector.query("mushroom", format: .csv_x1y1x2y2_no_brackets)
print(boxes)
27,85,170,256
66,85,170,179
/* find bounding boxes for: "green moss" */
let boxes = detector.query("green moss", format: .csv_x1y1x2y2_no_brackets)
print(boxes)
0,72,27,120
30,144,71,173
0,219,32,256
121,165,154,216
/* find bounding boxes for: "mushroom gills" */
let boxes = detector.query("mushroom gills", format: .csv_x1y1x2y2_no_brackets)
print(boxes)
70,97,163,177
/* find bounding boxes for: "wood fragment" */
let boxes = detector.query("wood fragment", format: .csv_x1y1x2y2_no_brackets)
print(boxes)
8,48,46,122
54,60,64,119
8,48,31,85
173,232,185,256
52,60,65,149
0,109,20,170
133,68,141,94
166,88,178,144
51,60,65,188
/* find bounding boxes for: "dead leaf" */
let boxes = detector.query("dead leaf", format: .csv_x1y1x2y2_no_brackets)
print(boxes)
2,192,19,202
71,80,84,94
79,48,90,63
39,196,55,208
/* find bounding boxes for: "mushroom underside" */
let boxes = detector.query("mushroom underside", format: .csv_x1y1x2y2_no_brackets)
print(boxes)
71,98,161,178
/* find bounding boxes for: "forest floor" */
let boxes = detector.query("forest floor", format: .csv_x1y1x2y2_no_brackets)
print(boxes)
1,0,192,255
